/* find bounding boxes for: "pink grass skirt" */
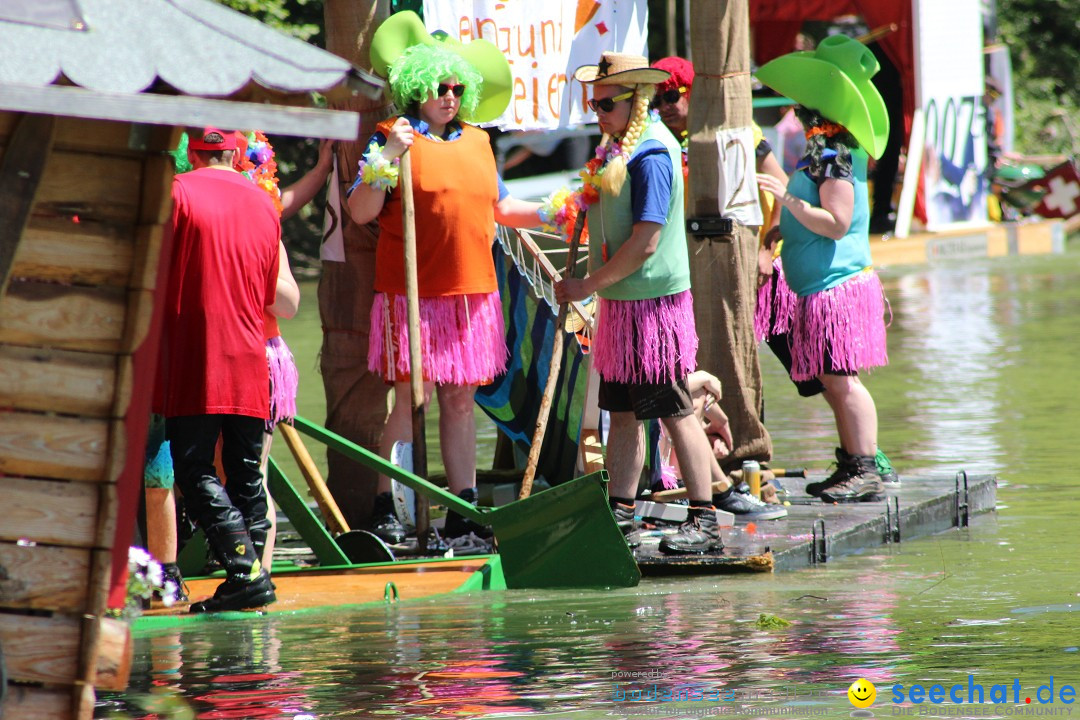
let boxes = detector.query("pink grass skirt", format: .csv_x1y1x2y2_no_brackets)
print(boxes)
368,291,507,385
754,259,798,343
266,335,299,431
788,269,889,381
592,289,698,383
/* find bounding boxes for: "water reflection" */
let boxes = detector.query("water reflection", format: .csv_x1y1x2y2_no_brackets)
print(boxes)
102,579,910,718
891,268,1005,475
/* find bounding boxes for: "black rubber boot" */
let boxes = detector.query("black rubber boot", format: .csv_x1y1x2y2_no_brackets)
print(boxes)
443,487,493,540
369,491,407,544
190,520,276,613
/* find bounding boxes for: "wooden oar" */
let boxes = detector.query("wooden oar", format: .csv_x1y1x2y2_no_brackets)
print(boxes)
399,150,431,542
519,210,587,499
278,422,395,563
278,422,350,534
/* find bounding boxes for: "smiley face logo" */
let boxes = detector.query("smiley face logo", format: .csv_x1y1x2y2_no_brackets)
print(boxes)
848,678,877,708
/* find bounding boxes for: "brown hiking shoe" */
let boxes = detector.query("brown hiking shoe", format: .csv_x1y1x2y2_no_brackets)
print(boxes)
819,454,884,503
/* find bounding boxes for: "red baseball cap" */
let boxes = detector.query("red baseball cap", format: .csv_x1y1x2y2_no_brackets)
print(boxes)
188,127,238,151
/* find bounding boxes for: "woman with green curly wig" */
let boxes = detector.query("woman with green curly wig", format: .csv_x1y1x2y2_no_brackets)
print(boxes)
346,40,541,553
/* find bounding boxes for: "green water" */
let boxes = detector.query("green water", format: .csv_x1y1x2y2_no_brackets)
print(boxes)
98,248,1080,719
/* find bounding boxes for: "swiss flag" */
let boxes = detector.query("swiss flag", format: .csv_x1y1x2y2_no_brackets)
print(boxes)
1031,162,1080,219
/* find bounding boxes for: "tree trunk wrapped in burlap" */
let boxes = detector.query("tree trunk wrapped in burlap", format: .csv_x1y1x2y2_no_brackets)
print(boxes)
320,0,394,527
687,0,771,471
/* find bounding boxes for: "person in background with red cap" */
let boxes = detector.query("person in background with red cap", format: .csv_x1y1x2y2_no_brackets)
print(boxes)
650,56,783,502
157,127,282,612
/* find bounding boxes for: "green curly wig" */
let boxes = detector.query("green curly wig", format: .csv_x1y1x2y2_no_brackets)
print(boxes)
389,43,483,121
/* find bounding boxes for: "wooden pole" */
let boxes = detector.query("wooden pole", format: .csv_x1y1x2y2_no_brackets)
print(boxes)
519,212,587,499
318,0,394,530
279,423,351,535
686,0,772,468
399,151,430,544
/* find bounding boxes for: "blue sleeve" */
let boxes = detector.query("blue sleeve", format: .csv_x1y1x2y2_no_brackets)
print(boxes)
346,131,389,197
497,174,509,202
628,140,673,225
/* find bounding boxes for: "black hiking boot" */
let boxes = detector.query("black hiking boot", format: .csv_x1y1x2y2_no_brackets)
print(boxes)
819,453,884,503
610,502,641,548
714,485,788,521
659,506,724,554
369,491,407,545
190,520,276,613
160,562,189,604
442,488,494,555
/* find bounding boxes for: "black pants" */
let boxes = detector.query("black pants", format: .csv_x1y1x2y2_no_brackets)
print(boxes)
166,414,268,541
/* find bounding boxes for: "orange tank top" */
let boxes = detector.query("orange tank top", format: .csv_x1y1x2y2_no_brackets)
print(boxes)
374,120,500,297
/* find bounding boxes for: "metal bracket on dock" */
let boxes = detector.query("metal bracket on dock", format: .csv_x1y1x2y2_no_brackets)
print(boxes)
810,518,827,565
954,470,970,528
884,496,901,544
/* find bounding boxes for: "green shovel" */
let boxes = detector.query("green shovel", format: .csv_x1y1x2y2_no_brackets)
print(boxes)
291,416,640,589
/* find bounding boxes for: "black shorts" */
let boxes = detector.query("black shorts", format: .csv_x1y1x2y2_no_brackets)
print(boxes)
766,331,855,397
598,375,695,420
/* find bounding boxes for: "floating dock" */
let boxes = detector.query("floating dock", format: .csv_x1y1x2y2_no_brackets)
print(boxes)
635,471,996,574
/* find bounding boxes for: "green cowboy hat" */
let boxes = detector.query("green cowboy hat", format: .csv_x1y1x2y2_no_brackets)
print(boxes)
370,11,512,123
756,34,890,159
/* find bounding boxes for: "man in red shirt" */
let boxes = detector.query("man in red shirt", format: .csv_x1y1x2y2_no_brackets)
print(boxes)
158,128,280,612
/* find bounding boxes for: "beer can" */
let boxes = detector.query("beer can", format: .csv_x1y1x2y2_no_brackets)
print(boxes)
742,459,762,498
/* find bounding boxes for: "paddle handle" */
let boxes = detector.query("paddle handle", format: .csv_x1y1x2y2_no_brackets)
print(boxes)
278,422,351,534
519,209,587,499
399,150,430,536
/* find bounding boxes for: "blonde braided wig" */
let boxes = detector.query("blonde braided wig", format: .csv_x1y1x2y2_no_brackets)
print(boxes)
599,85,654,195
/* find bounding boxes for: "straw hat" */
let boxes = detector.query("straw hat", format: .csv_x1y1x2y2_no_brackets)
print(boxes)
574,52,670,86
755,34,889,159
370,11,512,123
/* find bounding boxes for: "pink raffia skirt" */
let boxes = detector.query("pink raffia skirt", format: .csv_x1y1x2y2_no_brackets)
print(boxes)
786,269,889,382
266,335,299,431
754,258,798,343
368,291,507,385
592,289,698,383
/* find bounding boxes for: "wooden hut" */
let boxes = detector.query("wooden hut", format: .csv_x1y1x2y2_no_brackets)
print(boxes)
0,1,376,717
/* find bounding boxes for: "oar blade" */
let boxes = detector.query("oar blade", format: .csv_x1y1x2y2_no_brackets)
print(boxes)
488,471,640,589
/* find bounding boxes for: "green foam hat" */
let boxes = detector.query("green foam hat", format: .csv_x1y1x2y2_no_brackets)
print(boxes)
756,34,889,159
370,11,512,123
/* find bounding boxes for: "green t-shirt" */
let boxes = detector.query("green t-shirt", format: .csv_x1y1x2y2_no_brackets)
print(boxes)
587,120,689,301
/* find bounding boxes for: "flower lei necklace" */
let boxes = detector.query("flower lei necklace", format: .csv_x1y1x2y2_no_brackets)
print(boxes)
539,138,624,243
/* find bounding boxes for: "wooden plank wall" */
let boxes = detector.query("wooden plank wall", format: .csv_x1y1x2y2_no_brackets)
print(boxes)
0,113,176,720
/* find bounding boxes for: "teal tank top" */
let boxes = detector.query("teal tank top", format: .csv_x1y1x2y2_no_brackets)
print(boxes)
779,148,872,297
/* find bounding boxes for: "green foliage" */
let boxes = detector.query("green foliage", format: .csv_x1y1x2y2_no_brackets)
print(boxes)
997,0,1080,155
755,613,792,630
217,0,322,42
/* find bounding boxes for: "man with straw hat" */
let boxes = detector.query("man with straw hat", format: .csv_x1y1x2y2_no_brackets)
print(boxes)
754,34,895,502
556,52,773,554
346,12,543,552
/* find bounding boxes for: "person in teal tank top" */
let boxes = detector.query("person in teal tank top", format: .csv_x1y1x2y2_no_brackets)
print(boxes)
755,35,893,503
555,52,725,555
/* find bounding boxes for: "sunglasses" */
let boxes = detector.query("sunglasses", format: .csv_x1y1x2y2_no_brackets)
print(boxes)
588,90,634,113
436,83,466,98
650,86,687,109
